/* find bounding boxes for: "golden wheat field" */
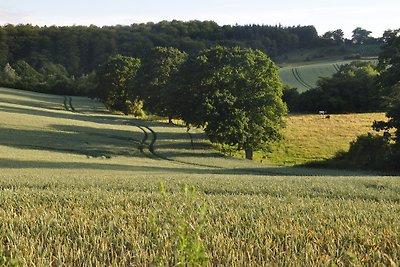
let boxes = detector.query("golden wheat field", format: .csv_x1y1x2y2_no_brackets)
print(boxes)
0,87,399,266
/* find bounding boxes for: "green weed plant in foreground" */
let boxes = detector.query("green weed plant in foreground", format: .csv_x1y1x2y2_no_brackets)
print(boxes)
149,182,208,266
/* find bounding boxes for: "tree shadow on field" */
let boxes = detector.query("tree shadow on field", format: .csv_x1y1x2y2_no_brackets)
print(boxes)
0,155,377,178
0,125,142,158
0,122,377,177
0,92,380,177
0,104,130,127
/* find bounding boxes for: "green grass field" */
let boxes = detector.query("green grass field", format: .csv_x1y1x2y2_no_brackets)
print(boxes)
0,87,399,266
278,49,379,92
279,61,353,92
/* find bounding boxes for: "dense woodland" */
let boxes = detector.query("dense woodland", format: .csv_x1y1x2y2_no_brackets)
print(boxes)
0,21,381,75
0,21,382,96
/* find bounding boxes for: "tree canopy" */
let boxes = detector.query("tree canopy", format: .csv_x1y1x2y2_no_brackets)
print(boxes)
136,47,188,121
177,46,286,159
0,22,328,76
374,29,400,148
95,54,141,114
352,27,373,44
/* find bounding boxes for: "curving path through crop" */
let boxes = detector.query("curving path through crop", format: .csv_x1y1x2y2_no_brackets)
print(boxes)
63,96,222,168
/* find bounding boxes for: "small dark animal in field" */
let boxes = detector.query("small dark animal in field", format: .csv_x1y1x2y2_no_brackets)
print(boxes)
325,115,331,119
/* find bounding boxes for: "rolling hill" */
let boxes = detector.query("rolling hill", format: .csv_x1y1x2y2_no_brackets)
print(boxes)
278,59,378,92
0,87,399,266
278,61,348,92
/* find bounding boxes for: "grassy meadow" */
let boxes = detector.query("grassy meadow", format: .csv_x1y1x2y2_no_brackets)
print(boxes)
0,87,399,266
264,113,387,166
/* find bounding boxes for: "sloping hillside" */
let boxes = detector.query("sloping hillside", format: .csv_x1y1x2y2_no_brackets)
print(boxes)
279,61,351,92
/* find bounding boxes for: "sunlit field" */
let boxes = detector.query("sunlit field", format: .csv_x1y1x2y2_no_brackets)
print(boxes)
264,113,387,166
0,87,399,266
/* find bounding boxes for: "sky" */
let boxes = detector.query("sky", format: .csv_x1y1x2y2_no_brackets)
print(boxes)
0,0,399,38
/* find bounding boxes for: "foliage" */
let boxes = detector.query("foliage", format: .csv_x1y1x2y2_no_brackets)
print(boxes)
95,54,141,114
289,61,380,113
177,46,286,159
282,87,301,112
0,22,380,78
136,47,187,121
126,98,145,118
0,63,17,83
0,28,8,67
376,29,400,102
373,100,400,147
12,60,43,90
74,72,97,96
369,29,400,169
352,27,373,44
0,247,18,267
322,29,344,44
150,182,208,266
341,133,392,169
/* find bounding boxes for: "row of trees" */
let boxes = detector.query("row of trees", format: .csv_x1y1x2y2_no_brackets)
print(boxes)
95,46,286,159
322,27,378,45
0,60,94,95
0,22,379,76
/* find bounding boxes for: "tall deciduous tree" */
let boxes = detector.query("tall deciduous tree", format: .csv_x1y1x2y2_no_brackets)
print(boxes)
322,29,344,44
95,54,141,114
136,47,187,122
374,29,400,150
352,27,372,44
376,29,400,100
0,28,8,67
177,46,286,159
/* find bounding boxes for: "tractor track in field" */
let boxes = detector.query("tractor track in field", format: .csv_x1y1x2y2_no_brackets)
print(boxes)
292,68,313,89
62,97,221,168
129,122,223,169
333,63,341,72
63,96,79,113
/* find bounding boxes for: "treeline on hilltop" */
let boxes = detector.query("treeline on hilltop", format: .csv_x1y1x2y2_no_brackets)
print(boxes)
0,21,323,95
0,21,382,76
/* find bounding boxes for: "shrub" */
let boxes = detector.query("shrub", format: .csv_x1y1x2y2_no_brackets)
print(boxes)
345,133,392,169
126,99,145,117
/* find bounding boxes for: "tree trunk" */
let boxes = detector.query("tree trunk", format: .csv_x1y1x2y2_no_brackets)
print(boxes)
168,115,173,124
245,147,253,160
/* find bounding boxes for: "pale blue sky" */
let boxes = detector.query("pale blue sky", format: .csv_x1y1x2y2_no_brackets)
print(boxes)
0,0,399,37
